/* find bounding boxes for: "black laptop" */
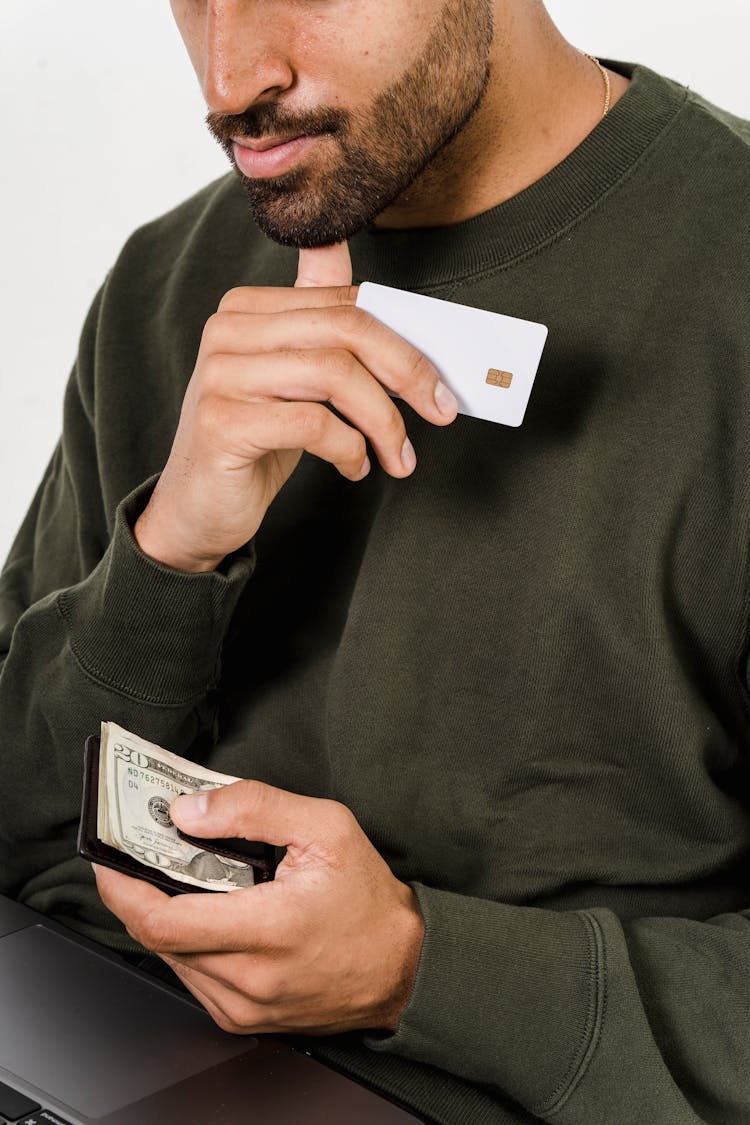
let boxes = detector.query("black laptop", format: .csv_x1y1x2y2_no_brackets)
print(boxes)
0,894,422,1124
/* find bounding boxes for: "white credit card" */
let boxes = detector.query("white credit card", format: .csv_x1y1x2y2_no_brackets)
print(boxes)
356,282,548,428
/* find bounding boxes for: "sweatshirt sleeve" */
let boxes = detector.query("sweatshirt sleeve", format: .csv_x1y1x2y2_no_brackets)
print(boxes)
0,285,253,902
365,883,750,1123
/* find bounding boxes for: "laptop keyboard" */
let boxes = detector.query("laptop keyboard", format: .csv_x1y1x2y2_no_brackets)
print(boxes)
0,1079,71,1124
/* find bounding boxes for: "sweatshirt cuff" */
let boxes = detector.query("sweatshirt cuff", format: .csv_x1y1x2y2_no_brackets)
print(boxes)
58,478,255,705
365,882,604,1118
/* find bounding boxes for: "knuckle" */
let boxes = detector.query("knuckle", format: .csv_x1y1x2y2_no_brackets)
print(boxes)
133,909,173,953
221,991,259,1030
202,310,223,339
295,402,328,443
333,284,359,307
382,404,407,442
332,303,370,338
404,348,436,390
350,433,368,464
314,347,356,384
281,346,316,374
218,286,252,313
196,390,231,439
196,352,228,395
224,779,266,823
321,798,357,837
220,997,247,1029
200,311,231,352
212,1009,247,1035
251,968,283,1006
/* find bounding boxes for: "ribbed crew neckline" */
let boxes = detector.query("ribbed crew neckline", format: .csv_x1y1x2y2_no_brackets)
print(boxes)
349,63,687,291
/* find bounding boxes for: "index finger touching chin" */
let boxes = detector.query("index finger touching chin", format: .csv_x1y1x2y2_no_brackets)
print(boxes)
295,242,353,288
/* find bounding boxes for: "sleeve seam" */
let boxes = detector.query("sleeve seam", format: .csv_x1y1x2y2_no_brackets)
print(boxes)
534,910,607,1118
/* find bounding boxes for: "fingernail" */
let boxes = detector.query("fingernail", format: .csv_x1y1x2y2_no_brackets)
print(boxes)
434,380,458,417
172,792,208,823
401,437,417,474
356,455,371,480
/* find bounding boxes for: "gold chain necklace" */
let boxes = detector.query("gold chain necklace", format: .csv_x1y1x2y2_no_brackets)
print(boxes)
584,53,612,119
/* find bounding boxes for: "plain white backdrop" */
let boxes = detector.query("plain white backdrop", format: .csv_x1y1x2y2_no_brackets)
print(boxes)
1,2,749,560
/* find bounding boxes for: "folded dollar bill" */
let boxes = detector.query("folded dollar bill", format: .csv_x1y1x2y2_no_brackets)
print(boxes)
86,722,272,892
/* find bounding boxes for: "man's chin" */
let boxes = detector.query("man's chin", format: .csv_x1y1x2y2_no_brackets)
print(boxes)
241,194,369,248
233,169,383,248
252,220,361,250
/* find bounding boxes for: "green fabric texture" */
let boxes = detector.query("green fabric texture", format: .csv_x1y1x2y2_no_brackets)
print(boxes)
2,63,750,1122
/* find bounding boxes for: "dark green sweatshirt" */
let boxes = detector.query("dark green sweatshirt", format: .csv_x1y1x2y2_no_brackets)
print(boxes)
2,63,750,1124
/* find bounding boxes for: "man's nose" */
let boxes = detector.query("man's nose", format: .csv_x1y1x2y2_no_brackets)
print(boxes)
203,0,294,114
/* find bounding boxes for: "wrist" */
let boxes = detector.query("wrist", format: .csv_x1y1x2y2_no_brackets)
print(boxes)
134,507,224,574
377,884,425,1033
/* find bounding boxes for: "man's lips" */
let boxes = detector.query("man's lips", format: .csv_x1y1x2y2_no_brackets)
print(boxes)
232,134,323,178
235,133,301,152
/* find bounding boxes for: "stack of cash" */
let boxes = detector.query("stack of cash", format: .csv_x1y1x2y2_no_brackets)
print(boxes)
97,722,257,891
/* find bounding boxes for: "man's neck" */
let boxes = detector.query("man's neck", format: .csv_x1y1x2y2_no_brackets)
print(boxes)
375,11,630,230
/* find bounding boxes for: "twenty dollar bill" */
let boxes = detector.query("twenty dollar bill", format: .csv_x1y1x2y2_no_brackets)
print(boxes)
97,722,257,892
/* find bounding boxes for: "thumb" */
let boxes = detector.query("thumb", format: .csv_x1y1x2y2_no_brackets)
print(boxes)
170,779,325,849
295,241,352,288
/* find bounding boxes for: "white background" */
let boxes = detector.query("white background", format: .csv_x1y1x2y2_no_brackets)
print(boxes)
2,2,749,560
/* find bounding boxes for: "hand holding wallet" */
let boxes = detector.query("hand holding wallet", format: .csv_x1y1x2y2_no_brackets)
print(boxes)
78,724,278,895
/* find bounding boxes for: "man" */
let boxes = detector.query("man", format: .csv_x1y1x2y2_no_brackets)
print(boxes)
1,1,749,1121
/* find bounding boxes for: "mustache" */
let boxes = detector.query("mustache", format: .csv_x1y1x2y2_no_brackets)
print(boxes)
206,104,349,147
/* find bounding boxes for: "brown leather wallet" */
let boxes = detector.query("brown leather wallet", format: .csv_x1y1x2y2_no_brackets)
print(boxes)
78,735,278,894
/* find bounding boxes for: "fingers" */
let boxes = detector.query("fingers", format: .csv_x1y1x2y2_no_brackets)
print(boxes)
164,958,264,1035
201,305,457,435
198,304,457,482
94,863,278,954
164,960,254,1034
94,864,169,924
171,779,357,853
295,243,353,289
197,395,371,482
166,950,261,995
218,283,358,315
209,254,459,485
161,950,365,1036
199,349,422,479
163,953,289,1035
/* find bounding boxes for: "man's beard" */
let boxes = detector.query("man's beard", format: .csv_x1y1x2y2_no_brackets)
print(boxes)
206,0,494,247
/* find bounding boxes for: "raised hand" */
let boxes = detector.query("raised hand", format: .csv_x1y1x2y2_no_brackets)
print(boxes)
134,243,458,572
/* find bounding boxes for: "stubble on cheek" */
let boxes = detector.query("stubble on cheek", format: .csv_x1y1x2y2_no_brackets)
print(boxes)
207,0,494,247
